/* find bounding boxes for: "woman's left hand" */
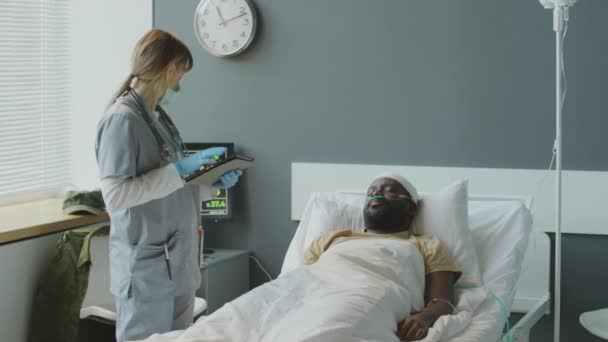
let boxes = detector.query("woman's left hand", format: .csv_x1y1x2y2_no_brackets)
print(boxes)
210,169,243,189
397,311,434,341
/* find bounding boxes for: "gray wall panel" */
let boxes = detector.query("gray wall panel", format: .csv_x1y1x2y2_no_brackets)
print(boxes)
154,1,608,340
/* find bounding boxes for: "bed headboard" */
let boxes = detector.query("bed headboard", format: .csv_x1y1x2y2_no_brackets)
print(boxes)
291,162,550,314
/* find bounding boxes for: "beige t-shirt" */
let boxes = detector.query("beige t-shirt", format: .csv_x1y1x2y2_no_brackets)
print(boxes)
303,230,462,277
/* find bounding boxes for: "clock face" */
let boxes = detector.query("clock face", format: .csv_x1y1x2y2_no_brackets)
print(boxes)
194,0,257,57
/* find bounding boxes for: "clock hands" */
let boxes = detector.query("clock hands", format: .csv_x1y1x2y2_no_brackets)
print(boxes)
219,12,247,26
208,0,248,27
215,6,227,26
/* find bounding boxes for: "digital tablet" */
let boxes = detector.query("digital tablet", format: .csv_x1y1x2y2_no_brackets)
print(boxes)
185,154,254,186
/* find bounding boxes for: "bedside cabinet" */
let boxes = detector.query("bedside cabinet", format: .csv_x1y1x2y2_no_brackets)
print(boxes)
197,248,250,314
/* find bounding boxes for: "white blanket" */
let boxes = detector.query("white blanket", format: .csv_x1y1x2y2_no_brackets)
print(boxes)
142,239,481,342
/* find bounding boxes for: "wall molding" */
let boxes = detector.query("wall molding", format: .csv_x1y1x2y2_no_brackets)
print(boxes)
292,162,608,236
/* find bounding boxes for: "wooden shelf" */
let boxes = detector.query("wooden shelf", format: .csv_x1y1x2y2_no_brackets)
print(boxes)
0,198,109,244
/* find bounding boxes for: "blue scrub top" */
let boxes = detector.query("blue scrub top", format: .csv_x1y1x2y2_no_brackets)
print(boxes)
95,91,201,300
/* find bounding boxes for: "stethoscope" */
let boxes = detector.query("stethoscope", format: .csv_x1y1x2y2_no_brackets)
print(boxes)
127,89,188,162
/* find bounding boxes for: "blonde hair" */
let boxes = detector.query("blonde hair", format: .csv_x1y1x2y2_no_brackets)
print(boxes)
108,29,193,108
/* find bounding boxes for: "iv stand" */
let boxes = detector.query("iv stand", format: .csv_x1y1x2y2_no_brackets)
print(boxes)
552,5,568,342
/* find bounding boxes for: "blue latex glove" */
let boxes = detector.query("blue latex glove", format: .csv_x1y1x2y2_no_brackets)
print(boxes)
174,147,227,177
210,169,243,189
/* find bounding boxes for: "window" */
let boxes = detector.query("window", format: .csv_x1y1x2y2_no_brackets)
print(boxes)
0,0,72,204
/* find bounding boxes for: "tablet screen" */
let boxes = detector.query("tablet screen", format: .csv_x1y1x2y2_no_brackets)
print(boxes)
185,142,235,221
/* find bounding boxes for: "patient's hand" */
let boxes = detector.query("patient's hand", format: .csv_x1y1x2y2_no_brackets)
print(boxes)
396,312,433,341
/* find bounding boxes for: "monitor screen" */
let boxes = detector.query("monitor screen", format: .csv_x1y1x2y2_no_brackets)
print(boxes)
201,188,230,216
185,142,234,221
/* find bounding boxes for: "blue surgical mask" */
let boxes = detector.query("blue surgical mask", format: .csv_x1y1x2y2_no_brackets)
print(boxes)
159,83,181,106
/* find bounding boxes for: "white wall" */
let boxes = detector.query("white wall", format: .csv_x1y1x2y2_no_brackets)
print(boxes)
71,0,153,190
0,2,152,342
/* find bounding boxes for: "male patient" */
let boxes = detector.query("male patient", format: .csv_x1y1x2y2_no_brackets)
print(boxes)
141,174,462,342
303,174,462,342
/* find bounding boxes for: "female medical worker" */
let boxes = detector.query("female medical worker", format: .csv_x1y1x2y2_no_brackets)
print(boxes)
95,29,242,342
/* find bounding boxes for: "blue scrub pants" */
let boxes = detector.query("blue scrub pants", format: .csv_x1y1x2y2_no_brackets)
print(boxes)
115,293,195,342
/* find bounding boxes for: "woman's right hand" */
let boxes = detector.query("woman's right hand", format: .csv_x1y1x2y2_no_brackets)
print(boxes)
174,147,227,177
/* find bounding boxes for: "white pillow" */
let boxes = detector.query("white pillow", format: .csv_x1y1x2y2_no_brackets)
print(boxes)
280,193,365,276
414,180,482,286
281,180,483,287
468,200,532,306
306,193,365,244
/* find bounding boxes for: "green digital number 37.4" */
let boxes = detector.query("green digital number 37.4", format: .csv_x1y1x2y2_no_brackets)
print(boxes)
206,200,226,208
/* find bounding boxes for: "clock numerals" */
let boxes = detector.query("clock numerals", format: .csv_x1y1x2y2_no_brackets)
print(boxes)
199,20,206,27
211,40,217,48
240,6,246,15
203,32,210,39
222,44,228,51
243,18,249,26
240,31,247,38
203,8,209,16
232,40,238,47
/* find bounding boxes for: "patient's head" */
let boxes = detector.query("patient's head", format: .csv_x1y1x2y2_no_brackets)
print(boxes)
363,175,419,234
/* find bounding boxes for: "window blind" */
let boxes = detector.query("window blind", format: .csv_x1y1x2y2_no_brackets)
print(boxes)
0,0,72,201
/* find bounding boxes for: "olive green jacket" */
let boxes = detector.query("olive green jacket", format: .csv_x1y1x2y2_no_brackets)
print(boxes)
29,225,109,342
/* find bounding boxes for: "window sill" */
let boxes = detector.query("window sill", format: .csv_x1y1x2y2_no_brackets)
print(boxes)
0,198,109,245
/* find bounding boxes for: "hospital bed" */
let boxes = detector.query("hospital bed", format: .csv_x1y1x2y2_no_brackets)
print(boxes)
289,162,552,342
139,163,549,342
285,191,538,341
